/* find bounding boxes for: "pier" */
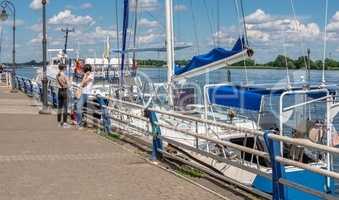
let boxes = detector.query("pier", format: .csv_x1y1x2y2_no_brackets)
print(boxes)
0,82,227,200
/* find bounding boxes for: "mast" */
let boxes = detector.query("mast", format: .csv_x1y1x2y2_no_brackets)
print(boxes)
165,0,175,106
120,0,129,87
61,27,74,55
132,0,138,77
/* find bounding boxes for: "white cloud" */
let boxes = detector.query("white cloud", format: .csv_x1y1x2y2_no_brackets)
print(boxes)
93,26,117,38
30,0,50,10
29,33,43,44
28,22,42,32
69,26,118,45
80,3,93,10
327,12,339,33
206,9,322,62
245,9,272,24
247,30,270,42
29,33,62,46
211,29,235,46
137,33,163,44
48,10,95,26
138,18,159,28
174,4,187,12
245,9,320,44
130,0,159,11
1,19,25,27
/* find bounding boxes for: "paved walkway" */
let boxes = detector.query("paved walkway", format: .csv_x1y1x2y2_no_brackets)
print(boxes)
0,83,223,200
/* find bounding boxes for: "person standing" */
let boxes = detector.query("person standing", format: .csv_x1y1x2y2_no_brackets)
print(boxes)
76,64,94,129
56,64,70,128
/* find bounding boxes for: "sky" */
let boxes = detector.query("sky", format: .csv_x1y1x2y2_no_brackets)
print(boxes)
2,0,339,63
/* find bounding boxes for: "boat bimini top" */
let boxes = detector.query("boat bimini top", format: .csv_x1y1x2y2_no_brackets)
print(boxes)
204,83,336,112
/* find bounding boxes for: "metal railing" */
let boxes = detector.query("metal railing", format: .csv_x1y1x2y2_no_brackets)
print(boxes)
6,74,339,200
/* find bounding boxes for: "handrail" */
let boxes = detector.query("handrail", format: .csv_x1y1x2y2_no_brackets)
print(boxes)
269,134,339,154
276,156,339,180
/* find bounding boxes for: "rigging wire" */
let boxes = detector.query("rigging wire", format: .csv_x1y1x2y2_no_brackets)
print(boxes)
202,0,216,47
217,0,220,47
189,0,200,55
239,0,249,46
132,0,138,70
234,0,248,84
322,0,328,84
115,0,120,62
145,11,166,32
282,32,291,87
289,0,308,70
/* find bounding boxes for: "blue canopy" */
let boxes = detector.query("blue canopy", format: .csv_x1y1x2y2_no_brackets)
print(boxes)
208,85,274,111
174,37,246,76
207,85,334,111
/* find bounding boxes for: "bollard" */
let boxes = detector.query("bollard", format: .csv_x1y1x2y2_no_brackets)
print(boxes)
144,109,163,161
263,131,285,200
97,96,111,133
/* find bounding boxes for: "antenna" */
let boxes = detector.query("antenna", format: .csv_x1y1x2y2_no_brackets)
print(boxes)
61,27,75,55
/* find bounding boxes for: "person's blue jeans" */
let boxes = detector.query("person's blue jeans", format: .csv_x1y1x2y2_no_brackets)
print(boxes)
76,93,89,126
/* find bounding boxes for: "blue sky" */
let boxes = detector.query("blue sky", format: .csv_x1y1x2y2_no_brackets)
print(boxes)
2,0,339,63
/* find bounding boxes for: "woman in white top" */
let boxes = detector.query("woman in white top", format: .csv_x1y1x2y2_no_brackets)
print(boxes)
76,64,94,128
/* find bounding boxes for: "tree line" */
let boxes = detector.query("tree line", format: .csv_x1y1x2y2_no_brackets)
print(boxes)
8,55,339,70
137,55,339,70
232,55,339,70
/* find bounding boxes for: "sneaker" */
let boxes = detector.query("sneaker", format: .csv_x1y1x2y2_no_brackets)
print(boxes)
63,123,71,129
58,123,63,128
76,125,83,130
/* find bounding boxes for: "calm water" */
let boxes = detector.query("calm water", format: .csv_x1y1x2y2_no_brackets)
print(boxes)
16,66,339,85
16,66,339,194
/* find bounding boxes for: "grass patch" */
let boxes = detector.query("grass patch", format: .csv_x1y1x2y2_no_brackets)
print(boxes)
98,130,121,141
176,165,204,178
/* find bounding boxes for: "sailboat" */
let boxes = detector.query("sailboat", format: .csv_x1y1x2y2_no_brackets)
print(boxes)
111,0,338,199
33,30,133,97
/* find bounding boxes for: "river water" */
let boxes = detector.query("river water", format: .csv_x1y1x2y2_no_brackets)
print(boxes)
15,66,339,85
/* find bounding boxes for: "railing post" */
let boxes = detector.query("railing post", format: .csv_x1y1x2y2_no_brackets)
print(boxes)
22,78,27,94
97,96,111,133
28,80,33,96
264,131,285,200
38,84,43,102
144,109,163,161
15,77,20,90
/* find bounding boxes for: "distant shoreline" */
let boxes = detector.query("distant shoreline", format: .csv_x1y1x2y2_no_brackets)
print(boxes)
11,64,339,71
6,54,339,70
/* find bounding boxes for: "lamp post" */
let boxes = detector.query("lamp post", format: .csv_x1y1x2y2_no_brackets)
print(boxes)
0,0,16,92
39,0,50,114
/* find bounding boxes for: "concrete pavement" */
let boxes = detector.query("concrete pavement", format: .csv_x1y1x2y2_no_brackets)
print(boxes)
0,83,224,200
